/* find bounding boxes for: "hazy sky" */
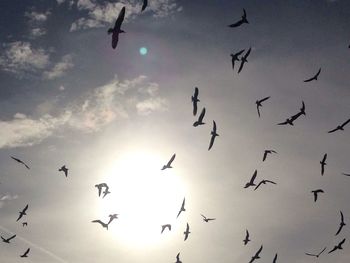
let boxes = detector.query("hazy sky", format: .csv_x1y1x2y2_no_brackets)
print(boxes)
1,0,350,262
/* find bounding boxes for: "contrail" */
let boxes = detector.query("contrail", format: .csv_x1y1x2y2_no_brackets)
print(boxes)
0,225,68,263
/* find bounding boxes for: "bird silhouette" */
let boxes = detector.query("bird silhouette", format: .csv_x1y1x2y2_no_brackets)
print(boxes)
58,165,68,177
192,87,200,116
335,211,346,236
243,229,250,245
262,150,277,162
249,245,263,263
22,222,28,227
228,9,248,28
20,248,30,258
193,107,206,127
328,118,350,133
1,234,16,243
10,156,30,169
95,183,110,198
244,170,258,188
328,238,346,254
108,6,126,49
208,121,219,150
305,247,327,258
107,214,119,225
272,253,277,263
231,49,245,72
278,101,305,126
238,48,251,73
91,219,109,230
311,189,324,202
183,223,190,241
304,68,321,82
175,252,182,263
254,179,276,191
201,214,215,222
161,153,176,170
320,154,327,176
177,198,186,218
256,96,270,118
16,204,28,222
161,224,171,234
141,0,147,12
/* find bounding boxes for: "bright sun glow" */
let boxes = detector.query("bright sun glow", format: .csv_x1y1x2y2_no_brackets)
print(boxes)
139,47,148,55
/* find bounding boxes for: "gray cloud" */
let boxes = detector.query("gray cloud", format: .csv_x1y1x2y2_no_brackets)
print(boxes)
43,54,74,80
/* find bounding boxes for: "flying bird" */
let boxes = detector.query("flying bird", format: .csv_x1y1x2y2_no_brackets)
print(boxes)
262,150,277,162
175,252,182,263
91,219,109,230
238,47,251,73
161,153,176,170
141,0,147,12
328,238,346,254
177,198,186,218
183,223,190,241
228,9,248,28
304,68,321,82
17,204,28,222
272,253,277,263
58,165,68,177
254,179,276,191
256,96,270,118
320,154,327,176
1,234,16,243
10,156,30,169
108,6,126,49
208,121,219,150
243,229,250,245
161,224,171,234
335,211,346,236
305,247,327,258
249,245,263,263
201,214,216,222
95,183,110,198
191,87,200,116
193,107,206,127
244,170,258,188
20,248,30,258
230,49,245,71
22,222,28,227
107,214,119,225
328,118,350,133
311,189,324,202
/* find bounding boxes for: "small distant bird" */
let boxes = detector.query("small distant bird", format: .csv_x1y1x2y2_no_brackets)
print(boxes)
228,9,248,28
262,150,277,162
320,154,327,176
95,183,110,198
177,198,186,218
201,214,215,222
305,247,327,258
22,222,28,227
249,245,263,263
191,87,200,116
244,170,258,188
208,121,219,151
108,6,126,49
91,219,109,230
256,96,270,118
238,48,251,73
17,204,29,222
175,252,182,263
328,118,350,133
335,211,346,236
243,229,250,245
183,223,190,241
231,49,245,71
272,253,277,263
311,189,324,202
141,0,147,12
1,234,16,243
10,156,30,169
161,224,171,234
254,179,276,191
161,153,176,170
107,214,119,225
304,68,321,82
328,238,346,254
20,248,30,258
193,107,206,127
58,165,68,177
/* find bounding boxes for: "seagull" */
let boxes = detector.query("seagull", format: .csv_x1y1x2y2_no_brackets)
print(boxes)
201,214,215,222
238,48,251,73
1,234,16,243
22,222,28,227
305,247,327,258
20,248,30,258
256,96,270,118
191,87,200,116
95,183,110,197
328,238,346,254
10,156,30,169
193,107,206,127
141,0,147,12
249,245,263,263
161,153,176,170
254,179,276,191
243,229,250,245
244,170,258,188
231,49,245,71
175,252,182,263
58,165,68,177
328,118,350,133
320,154,327,176
311,189,324,202
17,204,29,222
335,211,346,236
161,224,171,234
272,253,277,263
177,198,186,218
228,9,249,28
208,121,219,151
108,6,126,49
184,223,190,241
91,219,109,230
304,68,321,82
262,150,277,162
107,214,119,225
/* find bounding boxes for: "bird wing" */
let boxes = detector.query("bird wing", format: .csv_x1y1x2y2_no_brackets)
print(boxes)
312,191,317,202
92,220,105,226
328,246,337,254
321,165,324,175
315,68,321,78
208,134,216,151
340,211,344,223
23,204,29,213
243,8,247,18
9,234,16,241
192,101,197,116
254,181,263,190
272,254,277,263
141,0,147,11
96,185,102,197
328,127,339,133
194,87,199,98
238,60,245,73
244,48,252,59
335,224,343,236
16,213,23,222
235,49,245,57
339,238,346,246
112,33,119,49
114,7,126,29
257,104,261,118
265,180,276,185
277,120,289,125
229,19,243,27
213,120,217,133
262,151,267,162
322,153,327,163
198,107,206,122
255,245,263,256
201,214,206,219
318,247,327,256
250,170,257,184
260,96,270,103
23,248,30,256
167,153,176,166
341,118,350,128
343,173,350,176
305,253,316,257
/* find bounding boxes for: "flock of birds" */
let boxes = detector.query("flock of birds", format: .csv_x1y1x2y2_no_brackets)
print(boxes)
1,1,350,262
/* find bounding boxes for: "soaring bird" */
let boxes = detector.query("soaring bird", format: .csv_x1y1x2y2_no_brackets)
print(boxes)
107,214,119,225
335,211,346,236
256,96,270,118
238,48,251,73
228,9,248,28
305,247,327,258
311,189,324,202
177,198,186,218
193,107,206,127
22,222,28,227
243,229,250,245
191,87,200,116
249,245,263,263
304,68,321,82
254,179,276,191
91,219,109,230
208,121,219,151
17,204,29,222
320,154,327,176
161,224,171,234
1,234,16,243
108,6,126,49
161,153,176,170
262,150,277,162
328,118,350,133
328,238,346,254
10,156,30,169
20,248,30,258
58,165,68,177
201,214,216,222
141,0,147,12
230,49,245,71
244,170,258,188
272,253,277,263
183,223,190,241
95,183,110,198
175,252,182,263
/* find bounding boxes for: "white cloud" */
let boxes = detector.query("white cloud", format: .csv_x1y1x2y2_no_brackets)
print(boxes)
30,28,47,37
0,194,18,208
136,97,168,115
25,10,51,38
43,54,74,80
25,10,51,22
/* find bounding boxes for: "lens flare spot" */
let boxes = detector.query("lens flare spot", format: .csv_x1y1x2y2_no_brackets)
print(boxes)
139,47,148,55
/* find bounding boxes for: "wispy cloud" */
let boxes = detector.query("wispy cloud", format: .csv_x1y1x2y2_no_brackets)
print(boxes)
0,194,18,208
43,54,74,80
25,9,51,38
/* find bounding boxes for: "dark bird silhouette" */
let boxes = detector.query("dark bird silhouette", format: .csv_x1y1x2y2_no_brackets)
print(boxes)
228,9,248,28
320,154,327,176
17,204,28,222
161,224,171,234
141,0,147,12
22,222,28,227
191,87,200,116
311,189,324,202
193,107,206,127
10,156,30,169
177,198,186,218
184,223,190,241
230,49,245,71
95,183,110,198
208,121,219,150
256,96,270,118
278,102,305,126
249,245,263,263
58,165,68,177
335,211,346,236
20,248,30,258
201,214,215,222
91,219,109,230
244,170,257,188
1,234,16,243
107,214,119,225
243,229,250,245
238,48,251,73
328,238,346,254
161,153,176,170
175,252,182,263
305,247,327,258
254,179,276,191
108,6,126,49
102,188,111,198
272,253,277,263
304,68,321,82
262,150,277,162
328,118,350,133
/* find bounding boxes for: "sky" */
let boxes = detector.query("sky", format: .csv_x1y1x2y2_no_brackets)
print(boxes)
0,0,350,262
